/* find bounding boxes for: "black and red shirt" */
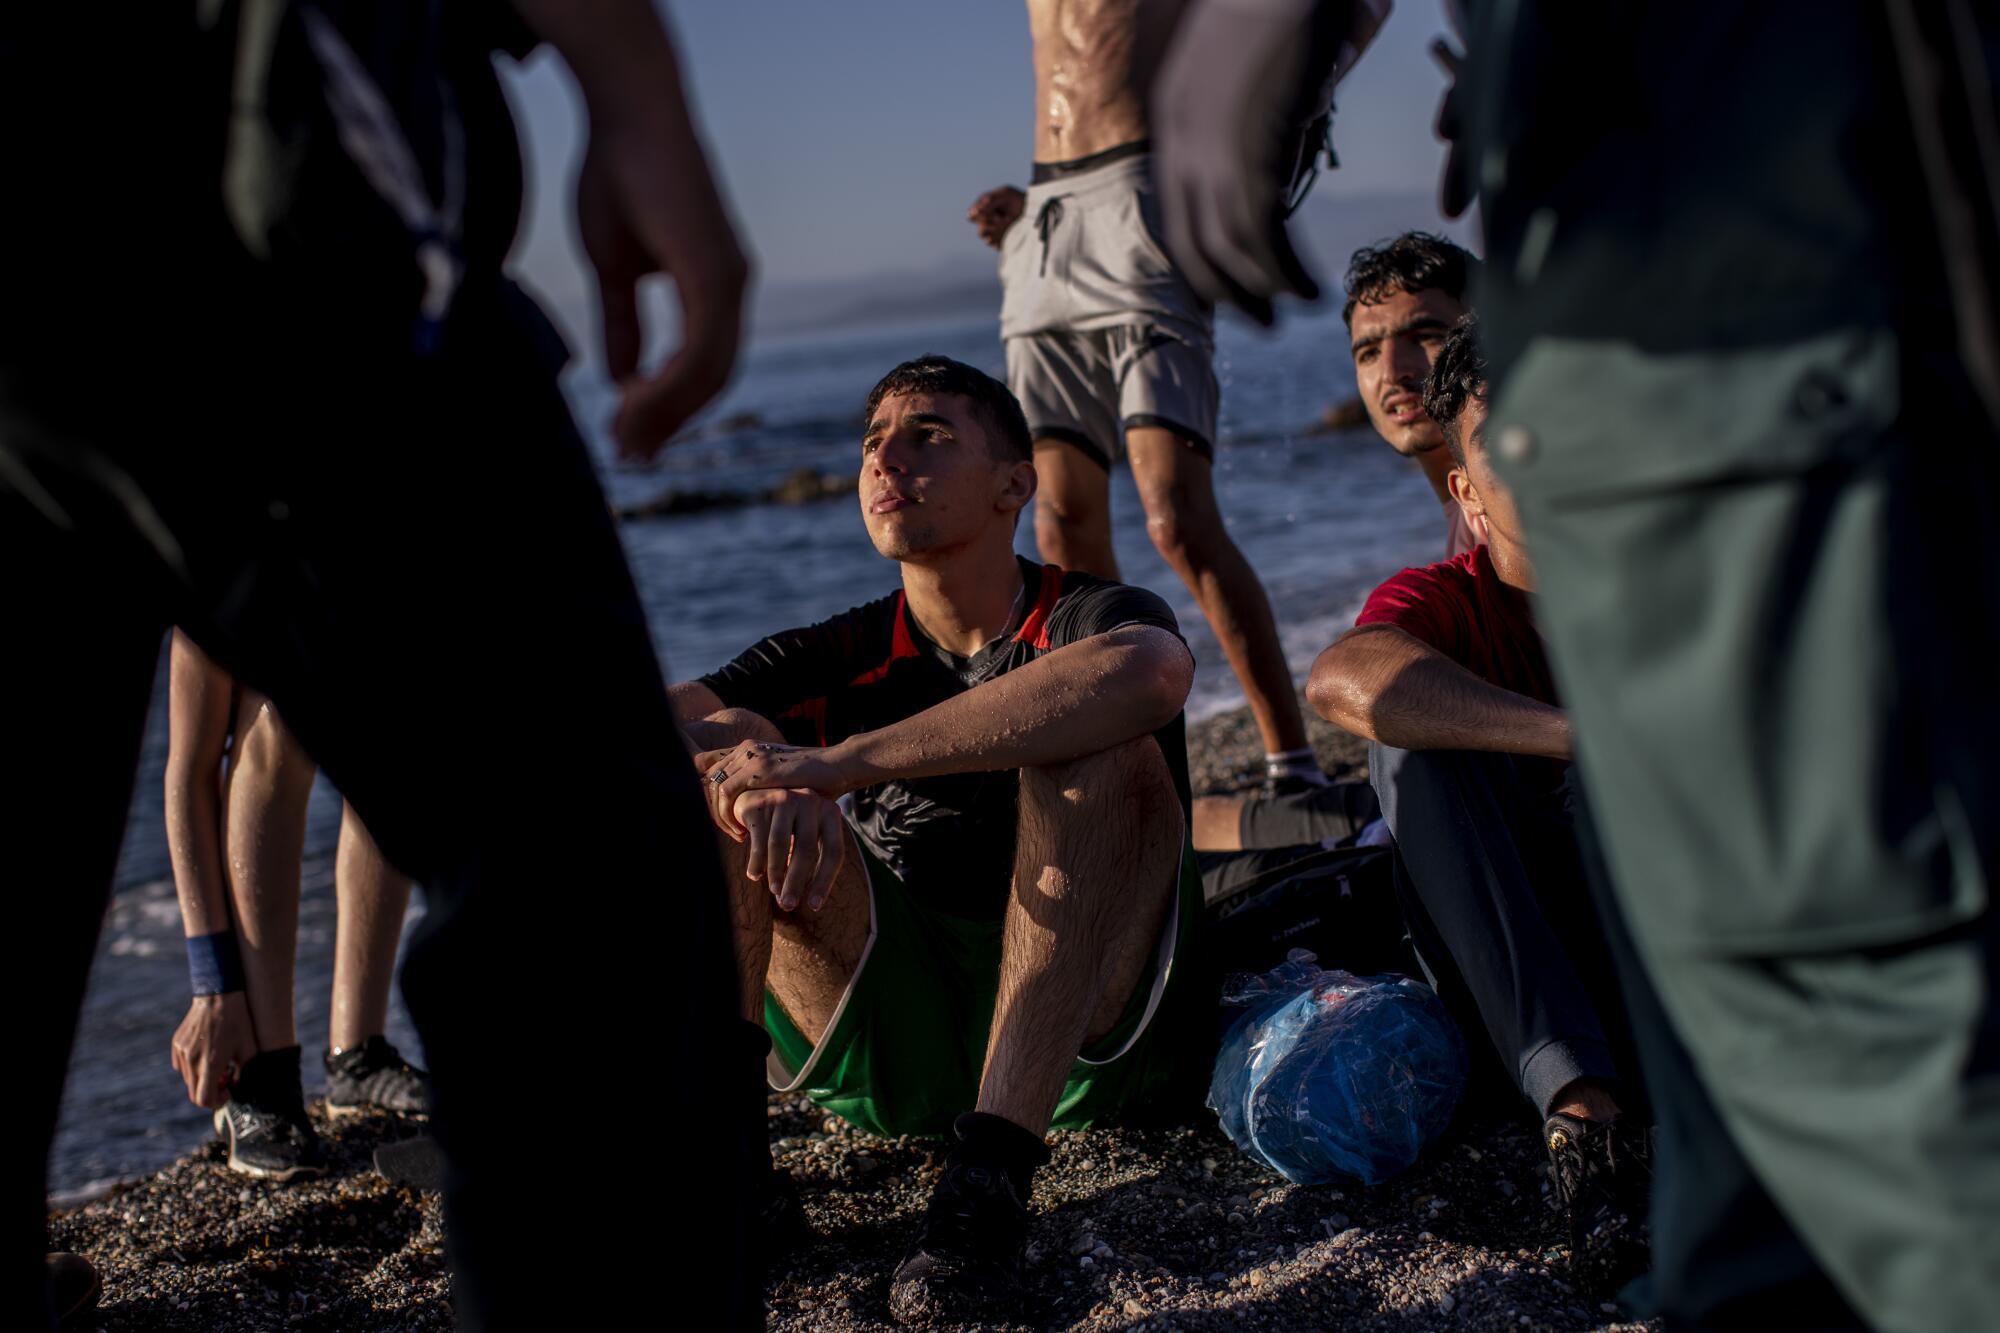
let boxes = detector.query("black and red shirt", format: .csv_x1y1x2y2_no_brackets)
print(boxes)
699,557,1193,920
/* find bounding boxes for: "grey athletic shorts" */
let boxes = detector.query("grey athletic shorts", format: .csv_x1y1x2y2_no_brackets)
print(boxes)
998,148,1217,470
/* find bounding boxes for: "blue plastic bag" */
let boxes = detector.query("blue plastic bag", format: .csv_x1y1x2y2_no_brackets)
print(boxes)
1207,950,1466,1185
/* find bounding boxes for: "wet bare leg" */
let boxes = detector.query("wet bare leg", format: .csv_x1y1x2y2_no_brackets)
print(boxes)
1032,438,1121,579
224,692,316,1052
328,803,414,1053
1127,425,1308,756
686,710,871,1036
976,736,1181,1136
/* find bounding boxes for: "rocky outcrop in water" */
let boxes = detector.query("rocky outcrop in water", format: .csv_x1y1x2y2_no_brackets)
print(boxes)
613,467,858,521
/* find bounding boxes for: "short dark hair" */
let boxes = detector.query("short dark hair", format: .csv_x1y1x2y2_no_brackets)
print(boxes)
1341,232,1480,327
1420,314,1488,467
863,355,1032,464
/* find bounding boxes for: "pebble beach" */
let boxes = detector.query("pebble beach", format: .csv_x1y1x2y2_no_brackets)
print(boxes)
50,708,1657,1332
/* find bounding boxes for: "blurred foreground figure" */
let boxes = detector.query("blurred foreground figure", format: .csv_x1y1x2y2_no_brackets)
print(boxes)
2,4,752,1329
1158,2,1999,1329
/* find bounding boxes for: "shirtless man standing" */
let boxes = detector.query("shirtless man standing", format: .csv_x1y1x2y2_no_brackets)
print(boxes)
967,0,1322,795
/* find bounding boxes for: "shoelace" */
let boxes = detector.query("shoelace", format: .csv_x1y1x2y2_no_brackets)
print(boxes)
232,1100,313,1142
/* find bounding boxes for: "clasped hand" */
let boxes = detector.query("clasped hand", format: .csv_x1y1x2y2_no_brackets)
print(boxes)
693,741,858,912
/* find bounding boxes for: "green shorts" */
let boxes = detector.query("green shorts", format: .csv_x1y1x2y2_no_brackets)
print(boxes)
764,830,1207,1140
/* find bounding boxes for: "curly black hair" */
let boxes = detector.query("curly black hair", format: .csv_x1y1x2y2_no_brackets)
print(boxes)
1420,314,1487,466
1341,231,1481,327
864,354,1032,463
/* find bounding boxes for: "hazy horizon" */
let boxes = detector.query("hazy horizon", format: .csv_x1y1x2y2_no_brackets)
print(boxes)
496,0,1465,356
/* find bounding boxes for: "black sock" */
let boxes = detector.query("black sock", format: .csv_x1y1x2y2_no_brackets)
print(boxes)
234,1045,305,1111
949,1111,1051,1203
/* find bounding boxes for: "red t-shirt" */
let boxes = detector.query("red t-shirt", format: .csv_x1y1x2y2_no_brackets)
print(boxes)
1355,544,1558,707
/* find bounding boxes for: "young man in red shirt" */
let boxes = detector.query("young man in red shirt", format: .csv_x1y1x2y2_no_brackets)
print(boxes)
672,356,1207,1325
1194,232,1490,857
1307,316,1649,1282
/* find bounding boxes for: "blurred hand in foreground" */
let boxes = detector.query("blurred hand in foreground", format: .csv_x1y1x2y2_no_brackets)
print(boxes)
1152,0,1332,324
171,993,258,1109
517,0,752,459
968,186,1027,249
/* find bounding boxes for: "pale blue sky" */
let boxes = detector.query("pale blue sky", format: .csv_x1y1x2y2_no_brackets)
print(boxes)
499,0,1459,344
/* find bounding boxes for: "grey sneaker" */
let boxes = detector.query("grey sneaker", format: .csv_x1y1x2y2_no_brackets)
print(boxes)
325,1036,429,1118
214,1047,327,1182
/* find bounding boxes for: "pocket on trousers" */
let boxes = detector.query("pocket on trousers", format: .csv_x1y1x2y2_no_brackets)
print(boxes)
1492,328,1990,955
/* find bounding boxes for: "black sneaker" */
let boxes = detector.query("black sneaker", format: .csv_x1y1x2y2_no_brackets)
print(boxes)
325,1036,429,1119
214,1047,326,1182
888,1161,1032,1326
1545,1111,1652,1289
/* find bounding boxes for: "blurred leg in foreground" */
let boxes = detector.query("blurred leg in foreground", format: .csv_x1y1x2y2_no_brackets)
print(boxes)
3,3,755,1327
1468,12,2000,1328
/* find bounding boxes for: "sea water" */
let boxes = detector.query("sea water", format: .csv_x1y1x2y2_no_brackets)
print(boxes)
54,302,1439,1199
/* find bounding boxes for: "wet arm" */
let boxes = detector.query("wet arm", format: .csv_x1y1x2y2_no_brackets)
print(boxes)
1306,623,1572,760
835,626,1193,784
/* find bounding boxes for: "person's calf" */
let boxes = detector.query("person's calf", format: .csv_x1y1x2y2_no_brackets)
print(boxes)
977,736,1181,1135
682,707,790,1017
1031,438,1119,579
1033,501,1119,581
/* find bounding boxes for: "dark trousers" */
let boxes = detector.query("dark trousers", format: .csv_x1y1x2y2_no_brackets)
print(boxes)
1371,745,1636,1119
2,281,753,1330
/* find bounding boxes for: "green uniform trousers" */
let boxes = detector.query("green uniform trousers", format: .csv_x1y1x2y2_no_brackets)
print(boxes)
1494,326,1999,1332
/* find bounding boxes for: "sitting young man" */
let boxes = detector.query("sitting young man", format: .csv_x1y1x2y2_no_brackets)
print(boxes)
1305,317,1649,1278
1192,232,1487,856
671,356,1205,1324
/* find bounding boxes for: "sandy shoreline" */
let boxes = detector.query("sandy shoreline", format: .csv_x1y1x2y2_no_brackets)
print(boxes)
51,708,1656,1332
